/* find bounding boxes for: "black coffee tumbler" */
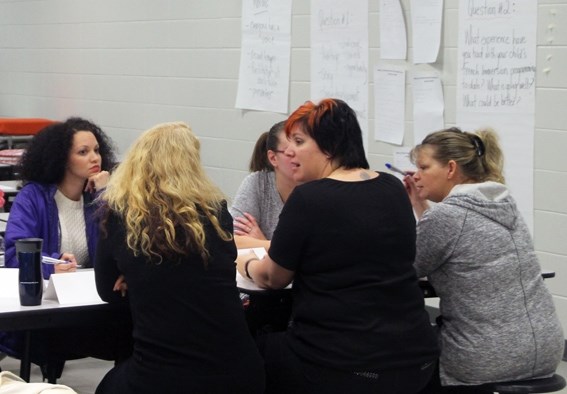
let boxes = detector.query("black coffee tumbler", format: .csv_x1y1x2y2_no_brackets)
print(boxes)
16,238,43,306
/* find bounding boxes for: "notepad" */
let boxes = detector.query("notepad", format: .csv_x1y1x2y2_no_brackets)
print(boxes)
237,247,267,259
235,247,291,291
0,268,19,299
44,269,103,305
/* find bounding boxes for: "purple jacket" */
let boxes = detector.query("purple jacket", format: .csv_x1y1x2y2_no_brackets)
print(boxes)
5,182,99,279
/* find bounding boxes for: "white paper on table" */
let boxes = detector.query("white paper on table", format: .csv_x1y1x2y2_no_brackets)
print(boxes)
237,247,267,259
412,71,444,145
379,0,407,59
0,268,19,299
44,269,103,305
236,247,267,290
235,0,292,114
374,65,406,145
410,0,443,64
236,247,291,291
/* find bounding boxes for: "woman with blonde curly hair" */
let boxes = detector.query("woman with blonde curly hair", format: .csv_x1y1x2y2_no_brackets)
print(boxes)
94,122,265,394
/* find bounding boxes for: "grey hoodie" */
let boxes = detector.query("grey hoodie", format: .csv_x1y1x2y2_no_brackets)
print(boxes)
415,181,564,386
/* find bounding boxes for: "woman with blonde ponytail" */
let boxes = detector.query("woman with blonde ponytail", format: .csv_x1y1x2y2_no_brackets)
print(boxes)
94,122,265,394
404,127,563,393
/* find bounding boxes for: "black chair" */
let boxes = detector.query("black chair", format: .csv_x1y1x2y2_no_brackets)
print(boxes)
239,288,292,338
40,360,66,383
0,351,66,383
478,373,566,393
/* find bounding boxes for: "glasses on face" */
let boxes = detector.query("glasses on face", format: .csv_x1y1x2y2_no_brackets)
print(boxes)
272,149,286,154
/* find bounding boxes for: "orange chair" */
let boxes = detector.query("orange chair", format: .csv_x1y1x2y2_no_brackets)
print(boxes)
0,119,57,149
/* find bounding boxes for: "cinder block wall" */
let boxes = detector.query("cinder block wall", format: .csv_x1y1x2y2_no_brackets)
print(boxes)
0,0,565,335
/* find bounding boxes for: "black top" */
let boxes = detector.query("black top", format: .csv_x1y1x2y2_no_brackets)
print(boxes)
95,205,264,393
269,172,438,371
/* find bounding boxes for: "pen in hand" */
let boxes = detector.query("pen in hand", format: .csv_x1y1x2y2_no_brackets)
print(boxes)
385,163,409,176
42,256,82,268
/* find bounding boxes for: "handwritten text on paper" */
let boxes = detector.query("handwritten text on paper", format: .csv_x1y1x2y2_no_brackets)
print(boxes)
458,1,535,111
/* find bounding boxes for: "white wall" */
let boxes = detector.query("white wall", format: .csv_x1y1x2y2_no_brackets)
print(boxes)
0,0,566,333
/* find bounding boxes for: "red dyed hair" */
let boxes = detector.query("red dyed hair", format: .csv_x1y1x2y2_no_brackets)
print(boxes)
283,98,369,169
284,99,338,139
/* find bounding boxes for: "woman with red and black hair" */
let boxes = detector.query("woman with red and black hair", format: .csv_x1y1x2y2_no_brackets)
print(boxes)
237,98,438,394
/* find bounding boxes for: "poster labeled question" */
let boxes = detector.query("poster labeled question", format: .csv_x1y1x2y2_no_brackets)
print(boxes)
456,0,537,231
311,0,369,149
235,0,292,114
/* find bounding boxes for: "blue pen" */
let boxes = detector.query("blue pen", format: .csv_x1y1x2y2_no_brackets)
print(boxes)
385,163,408,176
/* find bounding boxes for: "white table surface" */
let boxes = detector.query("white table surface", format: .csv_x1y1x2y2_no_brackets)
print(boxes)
0,180,21,192
0,268,106,314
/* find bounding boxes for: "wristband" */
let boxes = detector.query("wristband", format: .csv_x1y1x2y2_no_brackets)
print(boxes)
244,257,259,280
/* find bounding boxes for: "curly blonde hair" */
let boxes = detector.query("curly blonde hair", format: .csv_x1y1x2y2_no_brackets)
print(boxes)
101,122,232,264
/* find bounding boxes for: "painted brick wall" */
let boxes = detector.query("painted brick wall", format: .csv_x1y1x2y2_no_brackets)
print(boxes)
0,0,565,331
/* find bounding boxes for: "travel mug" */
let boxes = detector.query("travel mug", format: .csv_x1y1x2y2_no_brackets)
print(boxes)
16,238,43,306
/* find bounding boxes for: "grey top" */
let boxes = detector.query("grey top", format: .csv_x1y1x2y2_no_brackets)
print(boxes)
229,171,283,240
415,181,564,386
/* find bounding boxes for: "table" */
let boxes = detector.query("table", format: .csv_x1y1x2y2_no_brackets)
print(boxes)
0,180,21,193
237,272,556,337
0,269,128,382
236,273,442,338
0,204,9,235
0,300,129,382
0,180,21,212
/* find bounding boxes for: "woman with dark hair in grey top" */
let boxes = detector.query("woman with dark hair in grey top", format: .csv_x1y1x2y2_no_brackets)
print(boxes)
405,127,564,393
230,121,297,250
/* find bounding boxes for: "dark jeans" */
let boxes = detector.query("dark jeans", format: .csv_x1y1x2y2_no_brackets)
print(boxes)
258,332,436,394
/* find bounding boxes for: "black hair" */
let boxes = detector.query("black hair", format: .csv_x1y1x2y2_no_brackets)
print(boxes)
18,117,116,184
248,121,286,172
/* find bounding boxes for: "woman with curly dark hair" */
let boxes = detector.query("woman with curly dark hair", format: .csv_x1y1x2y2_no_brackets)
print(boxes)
0,117,130,381
4,117,116,277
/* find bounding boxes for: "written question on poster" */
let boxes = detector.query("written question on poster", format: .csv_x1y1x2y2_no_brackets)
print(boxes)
457,2,536,112
456,0,537,231
311,0,369,149
235,0,292,114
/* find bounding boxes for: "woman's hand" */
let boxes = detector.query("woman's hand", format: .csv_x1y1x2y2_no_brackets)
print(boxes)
233,213,266,239
54,252,78,273
85,170,110,193
113,274,128,297
403,173,429,219
403,172,418,203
